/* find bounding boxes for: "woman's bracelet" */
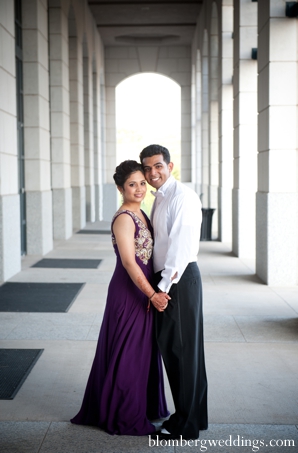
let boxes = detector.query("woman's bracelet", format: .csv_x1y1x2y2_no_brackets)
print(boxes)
149,291,156,300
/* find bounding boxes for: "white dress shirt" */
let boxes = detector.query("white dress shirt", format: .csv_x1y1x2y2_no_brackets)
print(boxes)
150,175,202,293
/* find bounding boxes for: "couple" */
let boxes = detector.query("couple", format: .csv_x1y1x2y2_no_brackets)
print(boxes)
71,144,208,440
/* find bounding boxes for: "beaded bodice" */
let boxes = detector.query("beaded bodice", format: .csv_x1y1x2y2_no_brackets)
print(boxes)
111,210,153,265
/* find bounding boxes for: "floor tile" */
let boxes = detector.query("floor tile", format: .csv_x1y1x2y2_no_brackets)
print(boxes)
39,422,174,453
0,421,50,453
234,316,298,342
204,315,246,342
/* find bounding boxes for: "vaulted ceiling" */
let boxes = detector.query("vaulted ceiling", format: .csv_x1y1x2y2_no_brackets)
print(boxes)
88,0,203,46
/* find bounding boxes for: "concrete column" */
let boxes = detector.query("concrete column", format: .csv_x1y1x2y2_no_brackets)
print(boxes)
233,0,257,257
0,0,21,281
22,0,53,255
99,72,106,219
69,34,86,229
191,63,196,187
209,5,219,238
176,47,191,183
49,3,72,239
83,54,95,222
201,32,209,208
218,2,233,243
256,0,297,285
93,70,103,221
194,51,202,196
103,81,118,221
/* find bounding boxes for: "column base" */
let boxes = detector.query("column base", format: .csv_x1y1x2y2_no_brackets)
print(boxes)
52,188,72,240
209,185,218,239
0,194,21,282
256,192,297,285
218,186,232,243
86,185,95,223
95,183,103,221
102,183,118,221
201,184,209,208
26,190,53,255
232,188,255,258
72,186,86,230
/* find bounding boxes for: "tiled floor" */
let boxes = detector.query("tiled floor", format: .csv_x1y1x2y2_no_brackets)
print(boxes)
0,223,298,452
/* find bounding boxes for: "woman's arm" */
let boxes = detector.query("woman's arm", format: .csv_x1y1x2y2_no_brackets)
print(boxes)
113,213,170,311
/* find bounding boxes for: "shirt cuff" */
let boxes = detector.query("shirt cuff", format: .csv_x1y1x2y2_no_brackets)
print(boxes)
158,278,173,294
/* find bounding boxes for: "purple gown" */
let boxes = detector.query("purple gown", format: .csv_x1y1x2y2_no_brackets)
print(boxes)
71,210,169,435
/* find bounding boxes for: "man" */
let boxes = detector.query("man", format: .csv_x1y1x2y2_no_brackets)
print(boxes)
140,144,208,440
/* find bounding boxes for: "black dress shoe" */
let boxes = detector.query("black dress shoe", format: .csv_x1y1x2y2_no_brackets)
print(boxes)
150,430,181,441
158,432,181,440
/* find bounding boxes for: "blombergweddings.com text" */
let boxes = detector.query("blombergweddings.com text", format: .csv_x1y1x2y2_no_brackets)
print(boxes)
148,434,295,451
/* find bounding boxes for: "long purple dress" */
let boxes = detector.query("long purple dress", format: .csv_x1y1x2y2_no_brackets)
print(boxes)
71,210,168,435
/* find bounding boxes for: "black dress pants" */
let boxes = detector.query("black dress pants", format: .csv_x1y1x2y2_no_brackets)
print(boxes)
154,262,208,439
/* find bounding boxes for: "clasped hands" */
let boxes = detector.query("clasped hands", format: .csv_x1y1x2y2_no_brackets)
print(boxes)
150,291,171,312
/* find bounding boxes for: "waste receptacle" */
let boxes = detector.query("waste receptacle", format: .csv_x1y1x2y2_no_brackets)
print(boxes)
200,208,215,241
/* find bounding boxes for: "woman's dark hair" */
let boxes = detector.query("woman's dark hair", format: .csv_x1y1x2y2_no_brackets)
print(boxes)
139,144,171,164
113,160,144,188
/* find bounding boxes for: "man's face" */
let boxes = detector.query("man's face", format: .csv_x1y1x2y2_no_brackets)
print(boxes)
142,154,174,190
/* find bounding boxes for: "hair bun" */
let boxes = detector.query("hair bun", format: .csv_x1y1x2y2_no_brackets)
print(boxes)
113,160,144,187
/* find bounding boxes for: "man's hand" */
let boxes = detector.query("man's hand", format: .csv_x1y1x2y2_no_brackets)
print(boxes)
150,292,171,312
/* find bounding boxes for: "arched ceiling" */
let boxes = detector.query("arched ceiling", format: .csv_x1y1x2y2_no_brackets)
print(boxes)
88,0,203,46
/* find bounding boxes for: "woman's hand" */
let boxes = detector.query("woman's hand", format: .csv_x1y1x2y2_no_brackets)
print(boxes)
150,291,171,312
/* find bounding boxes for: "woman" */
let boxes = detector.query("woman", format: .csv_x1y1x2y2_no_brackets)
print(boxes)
71,160,170,435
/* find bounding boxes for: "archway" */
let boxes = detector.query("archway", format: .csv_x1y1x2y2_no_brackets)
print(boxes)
116,73,181,214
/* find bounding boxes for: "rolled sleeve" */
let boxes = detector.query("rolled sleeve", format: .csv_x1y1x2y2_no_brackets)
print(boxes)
157,193,201,293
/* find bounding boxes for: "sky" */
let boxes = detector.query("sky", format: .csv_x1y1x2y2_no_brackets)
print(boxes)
116,73,181,168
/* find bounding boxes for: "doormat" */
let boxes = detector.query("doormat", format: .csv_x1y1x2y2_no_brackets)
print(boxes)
31,259,102,269
0,282,85,312
0,349,43,399
76,229,111,234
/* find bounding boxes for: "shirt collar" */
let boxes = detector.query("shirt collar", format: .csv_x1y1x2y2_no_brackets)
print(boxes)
151,175,175,198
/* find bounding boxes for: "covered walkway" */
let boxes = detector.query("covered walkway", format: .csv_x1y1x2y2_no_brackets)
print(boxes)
0,228,297,452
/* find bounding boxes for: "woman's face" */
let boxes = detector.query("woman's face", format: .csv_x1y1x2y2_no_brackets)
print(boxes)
121,171,147,204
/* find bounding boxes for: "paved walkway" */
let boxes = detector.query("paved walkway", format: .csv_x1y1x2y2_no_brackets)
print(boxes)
0,223,298,452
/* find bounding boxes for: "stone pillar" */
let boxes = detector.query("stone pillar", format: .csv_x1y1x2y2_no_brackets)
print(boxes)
0,0,21,281
69,34,86,229
83,54,95,222
209,6,219,238
93,69,103,221
256,0,297,285
23,0,53,255
218,2,233,243
49,2,72,239
201,32,209,208
103,78,117,221
104,47,120,220
178,47,192,183
233,0,257,257
191,63,196,187
194,52,202,196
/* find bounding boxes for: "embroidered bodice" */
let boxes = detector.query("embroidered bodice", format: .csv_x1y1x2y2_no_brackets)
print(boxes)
111,210,153,265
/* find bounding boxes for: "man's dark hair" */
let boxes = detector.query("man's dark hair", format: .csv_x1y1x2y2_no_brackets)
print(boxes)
139,144,171,164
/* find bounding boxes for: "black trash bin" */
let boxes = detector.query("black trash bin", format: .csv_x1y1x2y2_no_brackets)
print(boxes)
200,208,215,241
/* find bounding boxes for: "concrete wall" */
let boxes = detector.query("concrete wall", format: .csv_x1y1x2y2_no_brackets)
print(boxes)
232,0,257,258
191,0,298,284
1,0,298,286
0,0,105,282
104,45,192,218
192,0,234,241
0,0,21,281
256,0,298,285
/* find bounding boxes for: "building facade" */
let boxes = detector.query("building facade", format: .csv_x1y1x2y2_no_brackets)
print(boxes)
0,0,297,285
